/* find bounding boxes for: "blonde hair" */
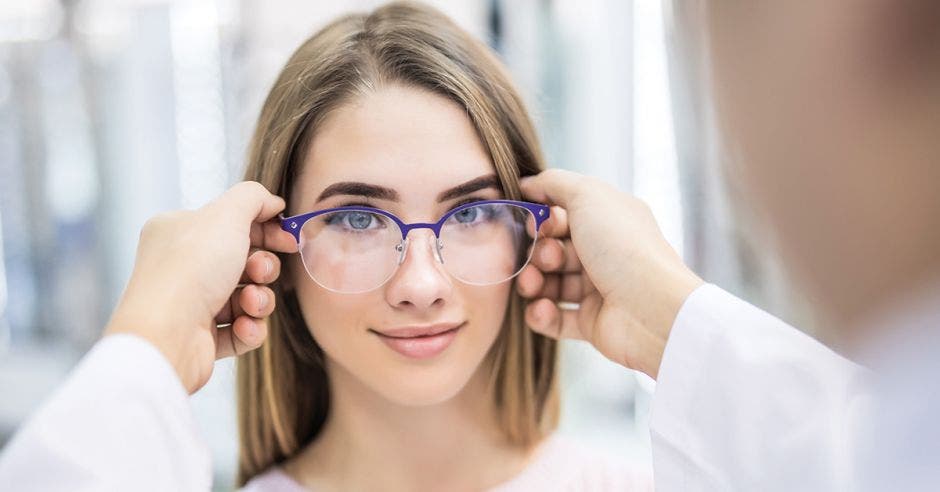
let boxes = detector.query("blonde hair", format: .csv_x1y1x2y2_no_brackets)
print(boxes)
236,2,558,485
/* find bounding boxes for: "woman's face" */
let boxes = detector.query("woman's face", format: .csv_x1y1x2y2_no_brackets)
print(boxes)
288,84,512,406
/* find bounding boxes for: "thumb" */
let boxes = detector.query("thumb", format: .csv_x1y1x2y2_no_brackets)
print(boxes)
519,169,583,208
209,181,286,224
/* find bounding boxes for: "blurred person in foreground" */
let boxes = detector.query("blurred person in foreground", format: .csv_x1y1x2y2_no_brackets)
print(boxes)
517,1,940,489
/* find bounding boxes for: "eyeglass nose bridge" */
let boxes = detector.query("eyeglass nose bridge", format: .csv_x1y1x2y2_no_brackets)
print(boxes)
395,222,445,266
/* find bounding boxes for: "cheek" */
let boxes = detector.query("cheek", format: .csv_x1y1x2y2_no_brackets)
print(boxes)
461,282,513,348
483,283,512,321
290,258,374,353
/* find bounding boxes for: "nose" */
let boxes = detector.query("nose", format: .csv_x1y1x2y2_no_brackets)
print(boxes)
384,229,452,311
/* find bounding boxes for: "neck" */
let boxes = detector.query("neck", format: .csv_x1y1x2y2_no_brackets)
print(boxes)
828,257,940,352
285,358,533,492
841,271,940,362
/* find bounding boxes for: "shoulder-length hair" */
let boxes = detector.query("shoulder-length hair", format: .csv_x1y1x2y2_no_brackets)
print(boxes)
237,2,558,485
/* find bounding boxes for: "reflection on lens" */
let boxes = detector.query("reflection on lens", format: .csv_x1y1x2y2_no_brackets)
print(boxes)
299,209,402,293
439,203,536,285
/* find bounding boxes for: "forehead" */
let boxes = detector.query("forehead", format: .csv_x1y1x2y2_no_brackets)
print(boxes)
293,84,495,208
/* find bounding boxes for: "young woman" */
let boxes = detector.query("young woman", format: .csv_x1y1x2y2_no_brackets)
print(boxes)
236,2,650,490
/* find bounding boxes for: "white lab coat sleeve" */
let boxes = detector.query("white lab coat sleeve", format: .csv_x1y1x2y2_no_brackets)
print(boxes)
0,334,212,491
649,284,870,491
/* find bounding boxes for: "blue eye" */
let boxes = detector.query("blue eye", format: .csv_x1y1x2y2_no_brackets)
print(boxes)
326,211,382,231
349,212,373,229
451,204,499,225
454,206,479,224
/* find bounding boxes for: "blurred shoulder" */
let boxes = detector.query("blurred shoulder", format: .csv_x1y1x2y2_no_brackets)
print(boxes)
490,434,653,491
240,467,308,492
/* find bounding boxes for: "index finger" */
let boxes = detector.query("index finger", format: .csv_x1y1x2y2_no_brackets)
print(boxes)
212,181,286,224
251,220,299,253
520,169,584,209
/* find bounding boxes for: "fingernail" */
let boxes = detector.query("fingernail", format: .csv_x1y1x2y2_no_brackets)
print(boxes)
264,259,273,277
258,292,267,310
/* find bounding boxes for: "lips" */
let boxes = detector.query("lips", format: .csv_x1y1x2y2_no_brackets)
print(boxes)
371,322,465,359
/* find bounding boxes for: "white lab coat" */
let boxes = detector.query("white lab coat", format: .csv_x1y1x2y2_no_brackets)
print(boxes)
0,283,933,490
0,336,213,490
649,285,870,491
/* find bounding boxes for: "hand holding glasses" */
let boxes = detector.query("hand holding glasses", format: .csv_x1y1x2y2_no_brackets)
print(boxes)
280,200,550,294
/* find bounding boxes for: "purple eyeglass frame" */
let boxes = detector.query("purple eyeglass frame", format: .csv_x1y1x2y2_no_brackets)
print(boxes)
280,199,550,242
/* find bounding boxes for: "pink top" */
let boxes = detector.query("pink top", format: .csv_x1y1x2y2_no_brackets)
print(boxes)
241,434,652,491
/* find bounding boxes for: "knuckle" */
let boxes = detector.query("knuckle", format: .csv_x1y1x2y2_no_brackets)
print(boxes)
141,211,181,236
631,196,653,214
236,180,268,197
543,168,562,179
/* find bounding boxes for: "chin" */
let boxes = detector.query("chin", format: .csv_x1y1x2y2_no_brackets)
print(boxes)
322,335,492,408
370,361,482,407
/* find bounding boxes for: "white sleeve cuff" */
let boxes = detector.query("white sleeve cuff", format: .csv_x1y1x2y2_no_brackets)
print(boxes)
0,334,213,491
649,284,867,489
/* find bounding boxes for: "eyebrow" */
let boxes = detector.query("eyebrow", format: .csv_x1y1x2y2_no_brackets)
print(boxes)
436,174,500,202
315,174,500,204
316,182,399,203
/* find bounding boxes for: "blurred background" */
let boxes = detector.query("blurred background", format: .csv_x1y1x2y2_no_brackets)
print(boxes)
0,0,812,489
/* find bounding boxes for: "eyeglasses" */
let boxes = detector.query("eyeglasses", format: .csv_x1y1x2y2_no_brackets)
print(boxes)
280,200,550,294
